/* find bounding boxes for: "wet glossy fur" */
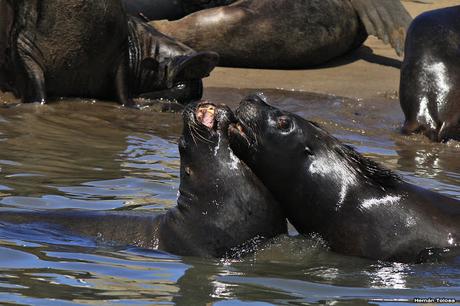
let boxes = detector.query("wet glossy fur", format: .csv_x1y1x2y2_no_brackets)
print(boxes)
229,94,460,262
400,6,460,142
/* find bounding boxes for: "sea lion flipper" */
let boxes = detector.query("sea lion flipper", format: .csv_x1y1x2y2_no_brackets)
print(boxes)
350,0,412,56
115,57,135,107
16,32,46,103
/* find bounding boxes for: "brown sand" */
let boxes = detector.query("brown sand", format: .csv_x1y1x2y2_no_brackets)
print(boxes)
204,0,460,100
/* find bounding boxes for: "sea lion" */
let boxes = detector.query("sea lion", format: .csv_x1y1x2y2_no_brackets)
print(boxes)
148,0,412,68
400,6,460,142
0,0,218,106
228,94,460,263
0,102,287,257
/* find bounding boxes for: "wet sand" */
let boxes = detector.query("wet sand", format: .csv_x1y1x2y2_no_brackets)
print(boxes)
204,0,460,100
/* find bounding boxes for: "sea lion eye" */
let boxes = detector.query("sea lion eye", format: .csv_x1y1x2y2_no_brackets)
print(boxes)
277,116,291,130
305,146,313,156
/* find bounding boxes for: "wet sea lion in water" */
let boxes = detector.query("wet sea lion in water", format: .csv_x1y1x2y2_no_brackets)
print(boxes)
400,6,460,142
0,0,218,106
0,102,286,257
228,94,460,263
147,0,412,68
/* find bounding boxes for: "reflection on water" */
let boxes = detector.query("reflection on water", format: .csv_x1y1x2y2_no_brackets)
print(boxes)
0,100,181,211
0,88,458,305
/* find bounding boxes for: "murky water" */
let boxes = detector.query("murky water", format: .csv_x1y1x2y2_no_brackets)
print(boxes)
0,87,458,305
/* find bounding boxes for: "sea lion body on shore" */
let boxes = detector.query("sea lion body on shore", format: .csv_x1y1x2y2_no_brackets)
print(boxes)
0,0,218,106
124,0,235,21
0,102,286,257
400,6,460,142
229,94,460,262
148,0,412,68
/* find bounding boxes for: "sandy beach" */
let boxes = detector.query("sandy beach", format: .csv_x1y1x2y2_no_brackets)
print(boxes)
204,0,460,100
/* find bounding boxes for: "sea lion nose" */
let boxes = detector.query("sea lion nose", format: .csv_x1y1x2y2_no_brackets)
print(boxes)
168,51,219,84
236,93,269,120
241,93,269,107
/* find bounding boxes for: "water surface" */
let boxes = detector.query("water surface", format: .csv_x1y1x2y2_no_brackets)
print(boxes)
0,88,458,305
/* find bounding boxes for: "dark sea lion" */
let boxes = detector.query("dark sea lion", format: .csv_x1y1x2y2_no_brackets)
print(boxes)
400,6,460,142
0,0,218,106
228,94,460,263
123,18,218,105
148,0,412,68
0,102,286,257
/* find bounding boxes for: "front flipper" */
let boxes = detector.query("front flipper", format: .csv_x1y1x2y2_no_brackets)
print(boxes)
115,56,137,108
16,32,46,103
350,0,412,56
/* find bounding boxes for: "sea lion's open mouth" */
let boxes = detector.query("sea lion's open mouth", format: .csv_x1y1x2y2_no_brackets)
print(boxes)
228,120,255,152
195,102,216,129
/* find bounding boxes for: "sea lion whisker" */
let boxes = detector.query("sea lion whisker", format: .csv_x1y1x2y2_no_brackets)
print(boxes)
188,122,202,145
189,122,213,144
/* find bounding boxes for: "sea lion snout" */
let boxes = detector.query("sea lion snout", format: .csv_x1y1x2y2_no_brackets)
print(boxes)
235,93,270,123
194,102,235,131
238,93,269,109
228,94,274,158
168,51,219,87
195,102,217,129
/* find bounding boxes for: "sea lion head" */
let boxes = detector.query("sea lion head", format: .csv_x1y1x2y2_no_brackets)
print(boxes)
228,93,322,177
128,17,219,104
178,99,247,214
128,18,219,103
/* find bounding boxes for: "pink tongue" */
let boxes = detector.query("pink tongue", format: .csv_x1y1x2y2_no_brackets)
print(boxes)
202,111,214,128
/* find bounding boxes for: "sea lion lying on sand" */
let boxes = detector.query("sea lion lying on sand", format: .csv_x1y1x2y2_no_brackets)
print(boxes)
146,0,412,68
400,6,460,142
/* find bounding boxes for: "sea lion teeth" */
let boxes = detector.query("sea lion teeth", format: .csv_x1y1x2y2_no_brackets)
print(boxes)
196,104,217,128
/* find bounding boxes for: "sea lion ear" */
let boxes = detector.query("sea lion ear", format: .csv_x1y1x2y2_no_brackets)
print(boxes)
141,58,160,71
